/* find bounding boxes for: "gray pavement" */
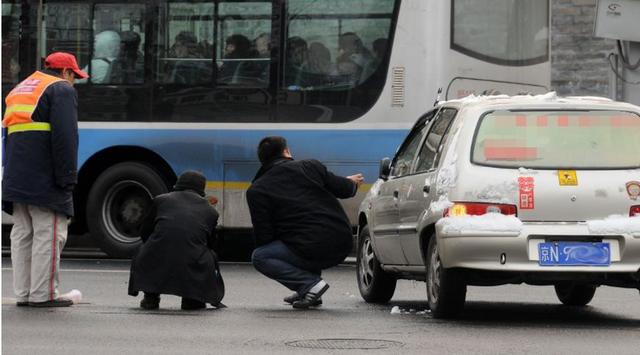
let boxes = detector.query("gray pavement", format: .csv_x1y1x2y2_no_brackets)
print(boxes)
2,258,640,354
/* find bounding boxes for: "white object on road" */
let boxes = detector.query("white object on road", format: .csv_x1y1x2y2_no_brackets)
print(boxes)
390,306,401,314
61,289,82,304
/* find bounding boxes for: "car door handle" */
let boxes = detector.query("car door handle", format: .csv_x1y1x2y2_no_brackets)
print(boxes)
423,185,430,193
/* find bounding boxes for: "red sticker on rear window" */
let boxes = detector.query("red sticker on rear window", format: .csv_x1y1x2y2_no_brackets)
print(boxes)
518,177,535,210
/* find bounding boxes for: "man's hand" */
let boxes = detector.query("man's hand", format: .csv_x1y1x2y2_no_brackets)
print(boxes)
347,173,364,187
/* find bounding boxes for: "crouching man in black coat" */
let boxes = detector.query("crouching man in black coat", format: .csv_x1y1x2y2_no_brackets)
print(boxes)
128,171,225,310
247,136,364,309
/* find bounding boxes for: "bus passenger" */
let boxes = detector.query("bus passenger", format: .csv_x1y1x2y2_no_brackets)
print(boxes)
284,36,308,87
110,31,143,84
168,31,210,84
128,171,225,310
79,30,121,84
219,34,252,83
254,33,271,58
247,136,364,309
337,32,374,84
305,42,333,75
3,52,88,307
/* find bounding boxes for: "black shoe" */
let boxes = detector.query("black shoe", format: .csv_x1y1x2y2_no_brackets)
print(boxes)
29,298,73,308
284,292,322,306
292,281,329,309
181,298,206,310
16,301,29,307
140,294,160,310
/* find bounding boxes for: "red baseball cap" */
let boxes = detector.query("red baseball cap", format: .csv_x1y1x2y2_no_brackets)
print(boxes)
44,52,89,79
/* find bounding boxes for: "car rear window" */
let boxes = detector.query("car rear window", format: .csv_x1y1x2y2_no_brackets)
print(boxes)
472,110,640,169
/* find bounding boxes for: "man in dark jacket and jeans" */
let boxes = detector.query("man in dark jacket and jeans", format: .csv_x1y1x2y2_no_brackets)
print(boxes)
247,136,364,309
2,52,87,307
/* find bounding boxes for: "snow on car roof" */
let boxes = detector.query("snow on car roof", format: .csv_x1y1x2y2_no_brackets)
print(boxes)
440,92,640,111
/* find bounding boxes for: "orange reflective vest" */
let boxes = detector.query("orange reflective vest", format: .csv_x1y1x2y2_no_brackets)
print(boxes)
2,71,66,135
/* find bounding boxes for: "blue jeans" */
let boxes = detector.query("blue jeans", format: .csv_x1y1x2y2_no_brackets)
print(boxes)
252,240,332,296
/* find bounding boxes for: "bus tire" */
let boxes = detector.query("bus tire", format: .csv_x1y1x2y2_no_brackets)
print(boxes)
86,162,168,258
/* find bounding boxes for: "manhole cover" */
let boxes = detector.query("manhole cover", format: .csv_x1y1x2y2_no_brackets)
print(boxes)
285,339,403,350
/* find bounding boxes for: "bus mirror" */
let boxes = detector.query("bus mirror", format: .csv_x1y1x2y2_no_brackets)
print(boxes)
379,158,391,180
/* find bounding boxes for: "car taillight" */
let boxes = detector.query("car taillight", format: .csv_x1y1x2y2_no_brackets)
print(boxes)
444,202,517,217
631,206,640,217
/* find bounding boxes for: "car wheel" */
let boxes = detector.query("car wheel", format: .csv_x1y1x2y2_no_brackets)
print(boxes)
86,162,168,258
357,225,397,303
426,235,466,318
554,283,596,306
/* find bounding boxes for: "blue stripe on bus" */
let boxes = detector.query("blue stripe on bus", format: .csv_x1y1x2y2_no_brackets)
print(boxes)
78,129,408,182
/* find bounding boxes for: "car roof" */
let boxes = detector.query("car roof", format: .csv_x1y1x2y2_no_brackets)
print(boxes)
438,92,640,113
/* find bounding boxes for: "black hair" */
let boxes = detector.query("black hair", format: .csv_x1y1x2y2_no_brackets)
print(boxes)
257,136,288,164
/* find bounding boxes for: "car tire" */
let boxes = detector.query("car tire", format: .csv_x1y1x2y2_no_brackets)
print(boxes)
357,225,397,303
554,283,597,306
426,235,466,318
86,162,168,258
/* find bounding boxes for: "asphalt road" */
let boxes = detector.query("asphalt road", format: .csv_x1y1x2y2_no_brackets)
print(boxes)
2,258,640,354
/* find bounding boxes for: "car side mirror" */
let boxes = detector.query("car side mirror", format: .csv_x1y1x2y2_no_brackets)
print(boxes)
379,157,391,180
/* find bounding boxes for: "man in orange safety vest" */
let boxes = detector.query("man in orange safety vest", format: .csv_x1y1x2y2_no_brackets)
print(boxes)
2,52,88,307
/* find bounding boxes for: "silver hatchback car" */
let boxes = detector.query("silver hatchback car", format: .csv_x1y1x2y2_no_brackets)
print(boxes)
357,94,640,318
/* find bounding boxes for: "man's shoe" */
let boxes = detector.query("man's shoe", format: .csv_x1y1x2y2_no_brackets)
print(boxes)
292,280,329,309
29,298,73,307
181,298,206,310
16,301,29,307
284,292,322,306
140,294,160,310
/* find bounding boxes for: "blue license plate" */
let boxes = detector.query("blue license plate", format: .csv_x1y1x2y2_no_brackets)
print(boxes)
538,242,610,266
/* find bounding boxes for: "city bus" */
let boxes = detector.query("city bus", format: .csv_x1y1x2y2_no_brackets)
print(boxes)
2,0,551,257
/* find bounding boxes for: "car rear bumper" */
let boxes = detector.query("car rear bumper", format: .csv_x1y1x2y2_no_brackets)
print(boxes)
436,222,640,273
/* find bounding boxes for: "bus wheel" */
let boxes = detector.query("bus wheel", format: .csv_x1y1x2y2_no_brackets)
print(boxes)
86,162,168,258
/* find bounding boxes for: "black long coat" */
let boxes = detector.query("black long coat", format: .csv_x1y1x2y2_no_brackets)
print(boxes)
246,158,356,266
128,190,224,305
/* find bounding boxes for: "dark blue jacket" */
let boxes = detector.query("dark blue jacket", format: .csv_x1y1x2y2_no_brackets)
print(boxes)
2,70,79,216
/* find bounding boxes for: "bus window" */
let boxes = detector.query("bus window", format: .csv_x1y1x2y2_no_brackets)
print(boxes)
278,0,397,123
217,2,272,87
86,4,146,85
41,3,92,74
452,0,549,66
285,0,394,90
157,2,214,85
2,3,21,84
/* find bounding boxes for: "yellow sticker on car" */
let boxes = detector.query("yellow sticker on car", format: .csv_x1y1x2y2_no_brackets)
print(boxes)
558,170,578,186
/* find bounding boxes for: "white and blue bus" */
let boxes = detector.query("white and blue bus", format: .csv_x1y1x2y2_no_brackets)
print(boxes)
2,0,550,257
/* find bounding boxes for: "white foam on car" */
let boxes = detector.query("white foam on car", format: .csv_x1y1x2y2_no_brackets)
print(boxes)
587,215,640,234
437,213,523,233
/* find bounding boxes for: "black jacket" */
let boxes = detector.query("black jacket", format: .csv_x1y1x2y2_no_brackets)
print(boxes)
246,158,357,263
128,190,224,305
2,70,78,216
